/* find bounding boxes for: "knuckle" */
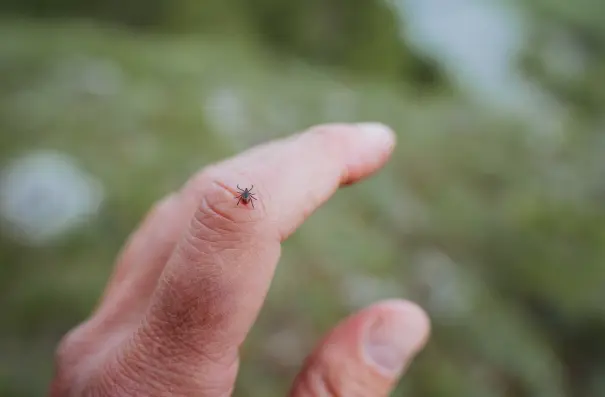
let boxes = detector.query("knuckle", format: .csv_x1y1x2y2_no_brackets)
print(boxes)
116,324,239,394
185,171,274,245
54,331,75,369
51,324,98,396
295,364,341,397
54,323,89,369
295,354,390,397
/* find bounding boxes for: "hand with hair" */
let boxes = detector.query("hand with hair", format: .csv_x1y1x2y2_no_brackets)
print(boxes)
49,123,430,396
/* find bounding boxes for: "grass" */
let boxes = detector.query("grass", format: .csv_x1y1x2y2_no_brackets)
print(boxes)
1,18,604,397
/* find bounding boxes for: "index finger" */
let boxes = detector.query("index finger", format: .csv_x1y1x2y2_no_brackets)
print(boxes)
123,123,396,393
181,122,396,240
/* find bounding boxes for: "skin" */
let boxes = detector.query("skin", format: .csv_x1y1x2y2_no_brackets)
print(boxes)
49,122,431,397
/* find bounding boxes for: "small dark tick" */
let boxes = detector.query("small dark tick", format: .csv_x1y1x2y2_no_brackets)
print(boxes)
235,185,257,208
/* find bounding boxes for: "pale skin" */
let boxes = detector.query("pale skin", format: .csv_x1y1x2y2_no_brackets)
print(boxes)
49,123,431,396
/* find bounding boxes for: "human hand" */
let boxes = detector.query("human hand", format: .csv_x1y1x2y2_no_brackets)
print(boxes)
49,123,430,396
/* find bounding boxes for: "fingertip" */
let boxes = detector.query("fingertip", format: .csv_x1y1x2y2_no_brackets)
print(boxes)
361,300,431,376
344,122,397,183
368,299,431,339
289,299,430,397
301,122,396,185
354,122,397,153
315,121,396,155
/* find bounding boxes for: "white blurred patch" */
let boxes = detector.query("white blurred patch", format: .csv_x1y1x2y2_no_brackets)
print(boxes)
263,328,306,367
388,0,563,127
339,273,403,310
540,30,587,83
0,151,104,245
387,183,431,233
322,88,358,122
411,249,476,320
202,87,249,138
263,100,299,133
53,55,124,97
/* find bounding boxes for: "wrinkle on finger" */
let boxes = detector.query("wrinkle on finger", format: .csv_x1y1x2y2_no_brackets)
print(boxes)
179,176,276,260
144,173,281,347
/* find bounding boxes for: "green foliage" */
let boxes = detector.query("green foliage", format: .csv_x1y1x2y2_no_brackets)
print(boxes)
0,1,604,395
517,0,605,119
0,0,443,87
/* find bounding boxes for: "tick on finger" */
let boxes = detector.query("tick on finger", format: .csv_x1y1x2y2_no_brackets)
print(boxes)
235,184,257,208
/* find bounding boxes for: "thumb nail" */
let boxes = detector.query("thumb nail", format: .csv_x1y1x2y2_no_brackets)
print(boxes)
362,301,429,376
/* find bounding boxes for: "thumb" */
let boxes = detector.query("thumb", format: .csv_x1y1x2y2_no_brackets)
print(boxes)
289,300,430,397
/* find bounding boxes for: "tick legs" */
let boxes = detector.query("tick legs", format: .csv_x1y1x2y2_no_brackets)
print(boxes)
235,185,256,208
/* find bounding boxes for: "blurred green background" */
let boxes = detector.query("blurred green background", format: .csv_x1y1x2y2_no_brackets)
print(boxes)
1,0,605,396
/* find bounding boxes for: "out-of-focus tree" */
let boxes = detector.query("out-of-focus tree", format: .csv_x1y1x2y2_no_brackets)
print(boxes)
0,0,443,87
1,0,605,396
518,0,605,119
236,0,441,85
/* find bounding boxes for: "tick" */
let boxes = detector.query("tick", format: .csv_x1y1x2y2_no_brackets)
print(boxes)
235,185,257,208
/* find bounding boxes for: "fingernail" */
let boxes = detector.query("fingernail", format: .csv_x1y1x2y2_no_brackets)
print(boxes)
355,122,396,150
363,302,429,375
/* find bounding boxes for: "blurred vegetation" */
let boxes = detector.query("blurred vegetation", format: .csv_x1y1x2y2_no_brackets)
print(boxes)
1,0,605,396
